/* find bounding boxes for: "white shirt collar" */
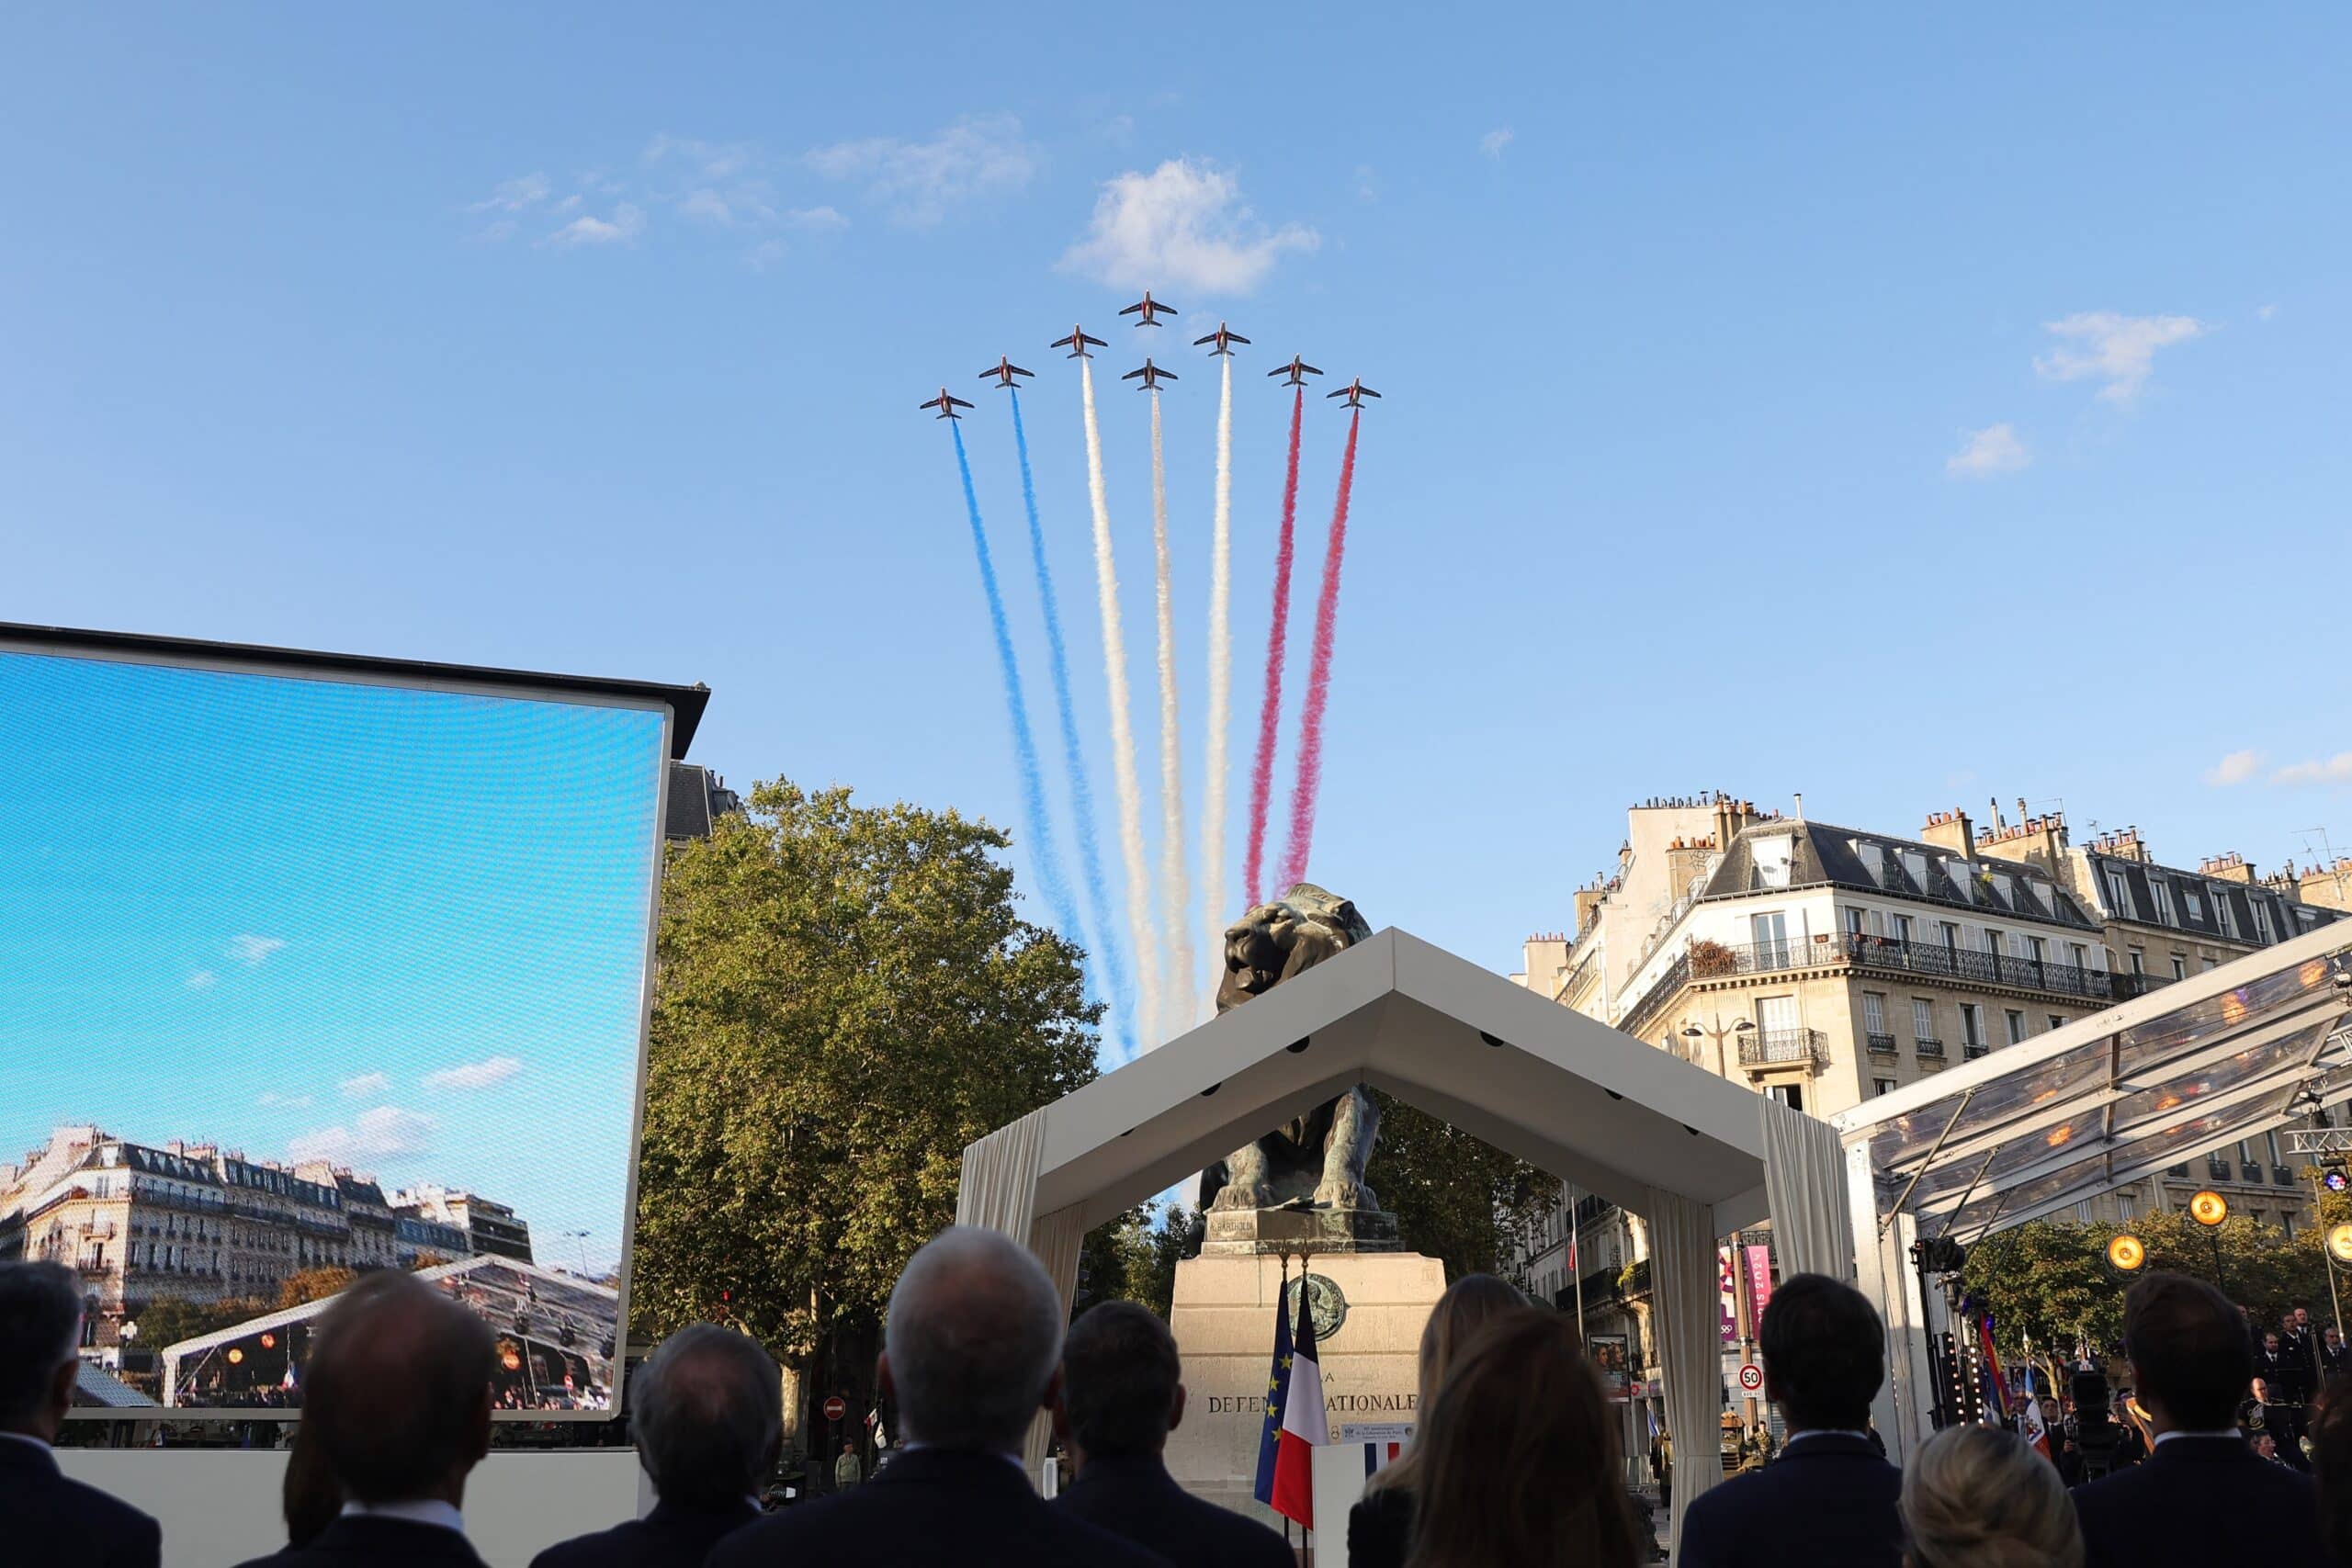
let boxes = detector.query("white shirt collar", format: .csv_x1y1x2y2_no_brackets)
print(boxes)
340,1498,466,1535
2154,1428,2245,1446
1783,1428,1871,1445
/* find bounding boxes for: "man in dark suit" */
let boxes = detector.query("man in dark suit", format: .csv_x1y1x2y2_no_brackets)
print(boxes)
2259,1331,2312,1470
1676,1273,1903,1568
2072,1272,2328,1568
534,1324,776,1567
1050,1301,1290,1568
232,1268,497,1567
709,1227,1167,1568
0,1260,161,1567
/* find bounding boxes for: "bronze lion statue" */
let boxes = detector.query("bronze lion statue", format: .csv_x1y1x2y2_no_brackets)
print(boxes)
1196,884,1382,1214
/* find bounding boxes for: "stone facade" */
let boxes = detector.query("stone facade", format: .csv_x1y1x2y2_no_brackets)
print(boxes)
0,1124,525,1346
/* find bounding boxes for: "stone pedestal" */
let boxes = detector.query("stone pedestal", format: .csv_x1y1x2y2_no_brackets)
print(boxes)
1164,1246,1446,1523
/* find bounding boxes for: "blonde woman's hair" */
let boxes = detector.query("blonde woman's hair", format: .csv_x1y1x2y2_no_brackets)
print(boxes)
1900,1425,2083,1568
1370,1272,1526,1495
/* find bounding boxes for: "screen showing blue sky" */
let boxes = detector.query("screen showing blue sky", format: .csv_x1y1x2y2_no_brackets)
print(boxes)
0,650,666,1277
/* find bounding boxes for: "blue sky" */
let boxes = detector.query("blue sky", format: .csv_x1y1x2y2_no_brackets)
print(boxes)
0,651,663,1275
6,6,2350,1052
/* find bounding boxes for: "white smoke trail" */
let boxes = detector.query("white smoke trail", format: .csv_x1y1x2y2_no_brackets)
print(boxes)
1200,355,1235,998
1149,387,1196,1033
1080,358,1163,1054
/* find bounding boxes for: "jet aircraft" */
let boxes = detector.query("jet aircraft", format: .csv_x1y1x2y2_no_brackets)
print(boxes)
1122,358,1179,391
1119,291,1179,327
921,388,976,421
1193,321,1250,356
1326,378,1381,409
977,356,1033,390
1267,355,1323,387
1052,325,1108,359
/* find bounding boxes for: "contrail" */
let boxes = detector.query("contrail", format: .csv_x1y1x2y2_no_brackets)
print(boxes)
1278,407,1362,890
1200,355,1235,975
1243,385,1305,905
949,420,1084,968
1148,385,1197,1032
1079,356,1163,1054
1009,389,1132,1054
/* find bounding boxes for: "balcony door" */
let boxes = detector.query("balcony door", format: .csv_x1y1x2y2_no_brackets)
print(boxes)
1752,911,1790,971
1758,994,1800,1054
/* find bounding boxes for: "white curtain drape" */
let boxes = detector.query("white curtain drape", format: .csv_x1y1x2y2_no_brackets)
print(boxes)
1021,1203,1087,1472
956,1107,1048,1237
1757,1098,1856,1283
1643,1187,1724,1568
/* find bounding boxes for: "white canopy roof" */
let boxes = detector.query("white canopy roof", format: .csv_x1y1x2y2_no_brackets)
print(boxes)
1030,928,1778,1234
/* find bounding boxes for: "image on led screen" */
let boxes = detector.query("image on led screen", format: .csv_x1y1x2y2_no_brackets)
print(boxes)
0,648,668,1416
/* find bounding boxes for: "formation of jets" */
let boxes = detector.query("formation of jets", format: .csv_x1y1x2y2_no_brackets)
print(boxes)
928,295,1371,418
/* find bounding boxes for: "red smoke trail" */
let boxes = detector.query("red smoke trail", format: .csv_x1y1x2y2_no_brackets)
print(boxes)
1242,386,1305,906
1277,408,1360,891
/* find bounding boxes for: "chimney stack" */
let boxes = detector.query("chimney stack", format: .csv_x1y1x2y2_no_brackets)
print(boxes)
1921,807,1975,858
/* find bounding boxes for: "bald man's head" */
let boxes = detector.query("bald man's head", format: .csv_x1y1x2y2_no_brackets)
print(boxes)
305,1270,496,1504
883,1227,1063,1454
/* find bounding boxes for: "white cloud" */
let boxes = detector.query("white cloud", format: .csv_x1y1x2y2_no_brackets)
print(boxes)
288,1105,435,1166
2206,749,2264,786
1480,128,1514,160
423,1055,524,1091
785,205,848,232
1944,423,2030,479
679,187,738,225
643,134,751,181
186,969,217,989
2275,753,2352,786
257,1091,313,1110
1354,165,1379,203
1058,158,1317,297
229,933,286,965
2257,303,2278,321
469,173,550,213
2033,311,2209,403
805,113,1037,227
339,1071,390,1100
545,203,646,247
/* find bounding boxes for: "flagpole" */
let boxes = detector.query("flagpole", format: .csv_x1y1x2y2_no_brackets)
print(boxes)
1568,1183,1585,1343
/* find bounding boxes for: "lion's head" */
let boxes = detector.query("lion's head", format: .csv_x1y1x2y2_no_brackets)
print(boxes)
1214,883,1373,1013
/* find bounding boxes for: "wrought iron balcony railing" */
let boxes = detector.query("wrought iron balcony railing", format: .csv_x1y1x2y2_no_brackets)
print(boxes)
1865,1032,1898,1055
1739,1027,1826,1069
1915,1037,1946,1059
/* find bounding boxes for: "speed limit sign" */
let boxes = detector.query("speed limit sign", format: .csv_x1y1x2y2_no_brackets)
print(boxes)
1737,1364,1763,1392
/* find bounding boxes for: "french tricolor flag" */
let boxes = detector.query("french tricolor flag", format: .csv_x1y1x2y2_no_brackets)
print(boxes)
1270,1288,1328,1529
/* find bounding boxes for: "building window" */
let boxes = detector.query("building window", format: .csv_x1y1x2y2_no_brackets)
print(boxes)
1863,991,1888,1036
2027,935,2046,966
2119,1195,2137,1222
2185,887,2205,921
2171,954,2188,981
1873,1077,1898,1097
2150,880,2175,924
2107,870,2132,916
2049,1015,2066,1031
2255,901,2276,942
1960,1004,1985,1055
1771,1084,1804,1111
2204,956,2220,971
2285,1213,2299,1238
1893,914,1913,943
2005,1010,2027,1044
2070,942,2088,970
2129,949,2145,976
1939,920,1961,955
2218,897,2239,938
1752,911,1790,966
1846,907,1865,937
1912,998,1936,1040
1985,925,2007,956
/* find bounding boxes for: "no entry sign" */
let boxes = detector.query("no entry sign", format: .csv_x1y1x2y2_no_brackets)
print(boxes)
1737,1364,1763,1393
823,1395,848,1421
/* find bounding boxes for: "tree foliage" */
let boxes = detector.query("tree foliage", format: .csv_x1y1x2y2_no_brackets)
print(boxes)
278,1268,357,1310
1076,1202,1192,1321
630,779,1101,1371
1963,1211,2337,1373
131,1294,270,1351
1366,1092,1560,1282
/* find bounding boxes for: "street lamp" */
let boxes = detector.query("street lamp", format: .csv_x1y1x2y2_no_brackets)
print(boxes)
561,1230,593,1277
1683,1016,1756,1077
2189,1190,2230,1294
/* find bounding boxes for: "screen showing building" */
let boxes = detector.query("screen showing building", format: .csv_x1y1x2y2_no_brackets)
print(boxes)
0,643,669,1416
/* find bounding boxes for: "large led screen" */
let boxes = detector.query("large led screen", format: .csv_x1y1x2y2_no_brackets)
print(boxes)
0,636,673,1418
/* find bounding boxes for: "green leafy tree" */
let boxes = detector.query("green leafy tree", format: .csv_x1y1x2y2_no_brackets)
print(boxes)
130,1294,269,1352
278,1268,356,1309
1366,1093,1560,1282
1075,1202,1192,1321
630,779,1100,1427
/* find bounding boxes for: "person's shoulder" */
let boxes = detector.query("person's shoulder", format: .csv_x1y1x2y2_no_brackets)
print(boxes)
1168,1489,1291,1565
1040,1508,1173,1568
527,1516,646,1568
50,1470,162,1553
706,1505,829,1565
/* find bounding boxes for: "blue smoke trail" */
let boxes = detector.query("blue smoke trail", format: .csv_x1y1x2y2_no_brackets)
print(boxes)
1011,390,1135,1057
952,421,1087,998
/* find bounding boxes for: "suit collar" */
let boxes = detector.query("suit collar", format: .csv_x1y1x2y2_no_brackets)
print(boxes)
646,1498,760,1531
1067,1452,1180,1492
1773,1433,1882,1461
875,1446,1037,1495
0,1436,58,1476
2149,1434,2261,1462
311,1515,486,1562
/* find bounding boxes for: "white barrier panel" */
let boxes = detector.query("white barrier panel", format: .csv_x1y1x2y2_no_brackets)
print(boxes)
1310,1439,1410,1568
55,1450,648,1568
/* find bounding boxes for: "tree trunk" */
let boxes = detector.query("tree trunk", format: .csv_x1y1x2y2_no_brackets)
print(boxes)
780,1362,806,1455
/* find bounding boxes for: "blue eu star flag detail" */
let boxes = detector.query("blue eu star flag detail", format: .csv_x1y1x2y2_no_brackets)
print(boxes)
1252,1280,1296,1506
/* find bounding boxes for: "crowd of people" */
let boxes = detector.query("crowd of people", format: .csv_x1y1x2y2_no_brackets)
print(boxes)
10,1245,2352,1567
